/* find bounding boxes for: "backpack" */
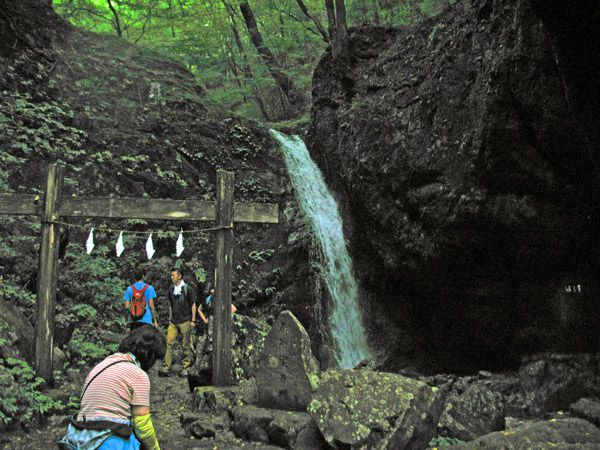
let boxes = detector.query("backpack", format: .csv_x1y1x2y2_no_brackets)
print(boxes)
130,283,149,320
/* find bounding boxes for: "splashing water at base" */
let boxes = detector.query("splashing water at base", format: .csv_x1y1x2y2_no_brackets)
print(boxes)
270,129,371,368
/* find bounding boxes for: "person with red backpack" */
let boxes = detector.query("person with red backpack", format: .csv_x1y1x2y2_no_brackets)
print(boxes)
123,271,159,330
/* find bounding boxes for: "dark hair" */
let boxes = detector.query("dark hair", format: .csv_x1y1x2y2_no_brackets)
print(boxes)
133,270,145,282
118,325,166,372
172,268,183,277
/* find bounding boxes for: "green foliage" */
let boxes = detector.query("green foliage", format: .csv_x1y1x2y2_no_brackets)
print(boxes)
428,436,465,447
66,329,117,366
0,90,85,188
236,178,273,202
57,242,124,337
248,249,274,263
0,357,65,429
51,0,454,119
0,276,37,320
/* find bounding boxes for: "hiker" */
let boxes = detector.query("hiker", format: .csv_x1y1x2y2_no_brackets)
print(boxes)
196,285,237,357
198,285,237,327
159,268,197,377
123,271,159,330
57,325,166,450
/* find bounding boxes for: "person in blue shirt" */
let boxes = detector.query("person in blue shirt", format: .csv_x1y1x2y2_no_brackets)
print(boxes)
123,271,159,330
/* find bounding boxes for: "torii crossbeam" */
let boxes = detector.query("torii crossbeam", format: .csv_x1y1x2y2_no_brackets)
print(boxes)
0,164,279,385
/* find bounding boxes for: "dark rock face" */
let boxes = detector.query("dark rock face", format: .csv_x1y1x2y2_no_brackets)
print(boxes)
0,302,34,361
307,0,600,371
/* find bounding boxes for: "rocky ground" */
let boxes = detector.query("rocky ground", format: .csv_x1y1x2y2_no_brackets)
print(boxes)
1,313,600,449
0,365,284,450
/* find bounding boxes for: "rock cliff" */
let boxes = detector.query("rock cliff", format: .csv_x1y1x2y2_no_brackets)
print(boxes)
307,0,600,372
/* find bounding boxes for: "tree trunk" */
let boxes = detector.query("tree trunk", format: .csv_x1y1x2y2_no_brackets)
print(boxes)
106,0,123,37
296,0,329,42
222,0,270,120
372,0,380,25
333,0,348,58
324,0,336,43
239,1,295,106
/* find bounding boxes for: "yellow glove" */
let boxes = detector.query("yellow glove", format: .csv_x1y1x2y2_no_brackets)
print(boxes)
132,413,160,450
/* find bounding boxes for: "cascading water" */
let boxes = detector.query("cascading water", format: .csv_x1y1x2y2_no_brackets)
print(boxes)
270,129,371,368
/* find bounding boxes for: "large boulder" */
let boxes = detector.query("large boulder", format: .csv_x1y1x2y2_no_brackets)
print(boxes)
307,0,600,370
443,417,600,449
437,379,506,441
232,405,325,450
256,310,319,411
308,369,443,449
569,398,600,428
516,353,600,416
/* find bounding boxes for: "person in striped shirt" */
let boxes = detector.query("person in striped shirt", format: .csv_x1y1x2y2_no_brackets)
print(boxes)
58,325,166,450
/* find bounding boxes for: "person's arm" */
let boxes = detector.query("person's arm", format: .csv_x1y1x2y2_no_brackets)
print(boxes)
123,287,131,324
132,405,160,450
197,305,208,324
149,299,159,327
231,304,237,314
190,285,197,325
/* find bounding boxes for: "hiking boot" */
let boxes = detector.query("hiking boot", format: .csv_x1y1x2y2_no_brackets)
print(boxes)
158,367,171,377
179,369,188,377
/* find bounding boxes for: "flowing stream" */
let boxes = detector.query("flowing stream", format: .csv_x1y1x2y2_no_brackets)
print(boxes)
270,129,371,368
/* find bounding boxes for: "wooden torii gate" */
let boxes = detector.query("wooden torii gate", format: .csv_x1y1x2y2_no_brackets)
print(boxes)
0,164,278,385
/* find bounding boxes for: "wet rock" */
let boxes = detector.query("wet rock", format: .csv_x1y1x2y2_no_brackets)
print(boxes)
437,380,506,441
232,405,325,449
193,385,239,413
443,417,600,449
256,311,319,411
182,412,230,439
308,369,443,449
516,353,600,416
569,398,600,427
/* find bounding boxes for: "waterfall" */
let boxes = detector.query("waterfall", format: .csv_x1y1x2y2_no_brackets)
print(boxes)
270,129,371,368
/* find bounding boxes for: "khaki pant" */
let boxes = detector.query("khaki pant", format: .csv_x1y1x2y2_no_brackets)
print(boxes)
164,321,194,370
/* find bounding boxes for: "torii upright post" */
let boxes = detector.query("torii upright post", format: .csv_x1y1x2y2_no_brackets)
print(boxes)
214,169,234,386
35,164,65,381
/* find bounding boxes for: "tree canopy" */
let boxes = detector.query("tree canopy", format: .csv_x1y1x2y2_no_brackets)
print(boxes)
53,0,454,120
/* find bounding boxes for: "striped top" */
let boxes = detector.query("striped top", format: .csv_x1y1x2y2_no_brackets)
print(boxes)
77,353,150,421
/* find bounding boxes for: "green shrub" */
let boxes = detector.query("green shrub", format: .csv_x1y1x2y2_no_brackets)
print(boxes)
66,329,117,367
428,436,465,447
0,357,65,430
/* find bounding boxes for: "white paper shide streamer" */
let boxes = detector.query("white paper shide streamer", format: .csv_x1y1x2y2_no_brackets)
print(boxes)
176,230,184,257
116,231,125,257
146,233,155,260
86,228,95,254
